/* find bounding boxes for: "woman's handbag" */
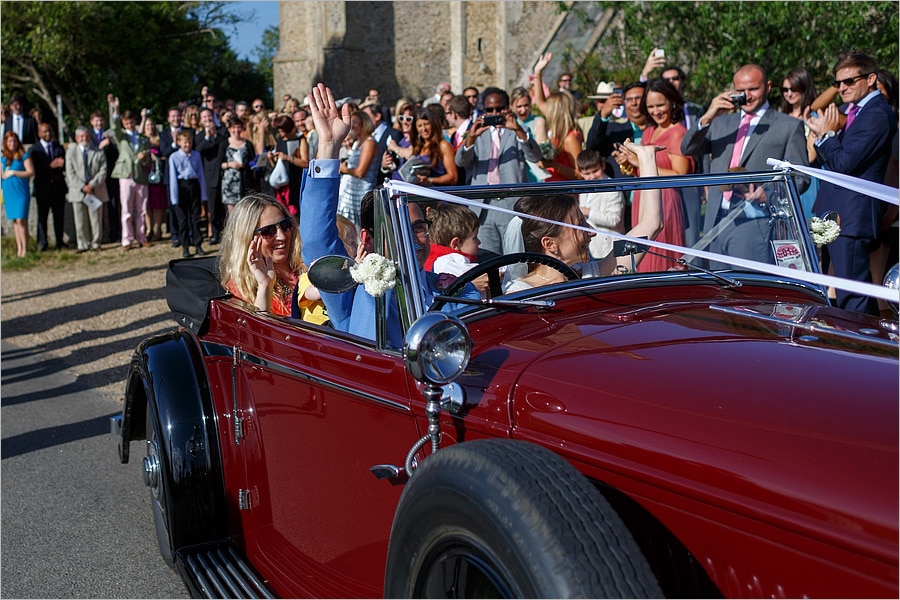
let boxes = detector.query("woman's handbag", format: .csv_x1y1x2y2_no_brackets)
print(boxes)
268,157,289,188
148,157,162,184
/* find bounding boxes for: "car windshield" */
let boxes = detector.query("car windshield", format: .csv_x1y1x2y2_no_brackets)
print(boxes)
365,168,898,349
385,170,818,291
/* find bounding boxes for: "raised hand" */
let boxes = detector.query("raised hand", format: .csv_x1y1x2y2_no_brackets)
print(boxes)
247,235,275,289
534,52,552,74
307,83,352,159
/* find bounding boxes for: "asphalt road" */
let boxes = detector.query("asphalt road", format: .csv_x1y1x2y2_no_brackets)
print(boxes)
1,340,188,599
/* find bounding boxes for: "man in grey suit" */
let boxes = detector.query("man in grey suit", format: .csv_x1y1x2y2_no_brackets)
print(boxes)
682,64,809,267
65,126,109,252
455,87,542,255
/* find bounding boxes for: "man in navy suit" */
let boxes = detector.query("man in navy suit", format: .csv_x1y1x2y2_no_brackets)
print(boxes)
4,96,38,145
31,122,68,250
806,51,898,315
158,106,184,247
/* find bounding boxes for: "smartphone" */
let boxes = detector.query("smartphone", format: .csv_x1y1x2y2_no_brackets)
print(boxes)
654,48,665,58
613,86,623,96
483,114,505,127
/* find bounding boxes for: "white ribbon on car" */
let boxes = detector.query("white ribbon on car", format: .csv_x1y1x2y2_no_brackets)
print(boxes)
386,179,899,305
767,158,899,206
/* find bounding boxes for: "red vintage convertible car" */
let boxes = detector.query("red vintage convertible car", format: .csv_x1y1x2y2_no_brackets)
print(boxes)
114,169,898,598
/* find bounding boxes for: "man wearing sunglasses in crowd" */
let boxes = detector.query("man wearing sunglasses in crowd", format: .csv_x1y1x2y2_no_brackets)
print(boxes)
454,87,543,256
804,51,897,316
298,83,480,348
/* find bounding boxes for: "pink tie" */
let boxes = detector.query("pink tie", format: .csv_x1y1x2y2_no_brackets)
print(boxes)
845,104,860,130
722,112,754,209
487,128,501,185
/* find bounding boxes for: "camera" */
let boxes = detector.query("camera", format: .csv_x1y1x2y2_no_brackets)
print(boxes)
483,114,505,127
654,49,665,58
729,91,748,106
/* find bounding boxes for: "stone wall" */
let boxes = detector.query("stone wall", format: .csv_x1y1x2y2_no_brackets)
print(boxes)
275,1,561,105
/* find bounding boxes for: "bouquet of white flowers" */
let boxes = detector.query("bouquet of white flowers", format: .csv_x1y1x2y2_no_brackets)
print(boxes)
538,140,556,161
809,217,841,247
350,253,397,297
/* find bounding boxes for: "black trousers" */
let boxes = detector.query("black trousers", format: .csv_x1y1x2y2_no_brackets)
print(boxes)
173,179,203,247
36,191,66,249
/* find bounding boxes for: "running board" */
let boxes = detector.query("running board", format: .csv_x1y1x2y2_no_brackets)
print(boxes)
175,542,276,599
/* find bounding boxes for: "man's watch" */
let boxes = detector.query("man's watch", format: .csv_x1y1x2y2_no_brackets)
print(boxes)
819,130,836,142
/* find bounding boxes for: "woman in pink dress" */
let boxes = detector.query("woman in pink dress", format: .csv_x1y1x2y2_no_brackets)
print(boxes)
612,78,694,272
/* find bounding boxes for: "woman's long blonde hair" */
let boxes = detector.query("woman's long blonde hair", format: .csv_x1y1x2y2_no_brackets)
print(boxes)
218,194,304,303
543,91,577,149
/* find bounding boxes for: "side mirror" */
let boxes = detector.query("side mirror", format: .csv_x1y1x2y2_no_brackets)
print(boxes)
820,210,840,226
307,255,358,293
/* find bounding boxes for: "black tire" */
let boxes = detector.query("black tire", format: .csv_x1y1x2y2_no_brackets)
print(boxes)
384,439,661,598
144,404,174,566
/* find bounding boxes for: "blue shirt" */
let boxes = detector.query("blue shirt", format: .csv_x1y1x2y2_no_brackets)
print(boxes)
167,149,207,205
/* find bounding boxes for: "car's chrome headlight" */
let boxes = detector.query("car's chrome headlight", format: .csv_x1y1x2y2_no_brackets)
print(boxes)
404,313,472,385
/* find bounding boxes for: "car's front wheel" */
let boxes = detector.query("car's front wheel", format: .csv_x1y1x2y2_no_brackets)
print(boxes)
384,439,661,598
143,404,174,566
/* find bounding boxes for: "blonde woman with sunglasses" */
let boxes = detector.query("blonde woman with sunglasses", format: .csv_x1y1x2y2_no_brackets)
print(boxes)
219,194,305,315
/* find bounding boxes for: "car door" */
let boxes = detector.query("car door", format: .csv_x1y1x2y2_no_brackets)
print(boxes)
230,312,419,598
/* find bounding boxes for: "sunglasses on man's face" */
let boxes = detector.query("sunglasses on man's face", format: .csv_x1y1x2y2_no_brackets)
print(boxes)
832,73,871,88
481,106,507,113
254,217,293,239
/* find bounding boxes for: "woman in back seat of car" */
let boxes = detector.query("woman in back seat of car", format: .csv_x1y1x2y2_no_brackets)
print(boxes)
218,194,305,316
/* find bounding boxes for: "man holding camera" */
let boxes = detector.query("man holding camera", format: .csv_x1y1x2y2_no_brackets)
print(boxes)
682,64,808,266
455,86,542,255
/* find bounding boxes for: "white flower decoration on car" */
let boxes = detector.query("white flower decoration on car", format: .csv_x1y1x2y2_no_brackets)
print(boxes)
809,217,841,247
350,253,397,297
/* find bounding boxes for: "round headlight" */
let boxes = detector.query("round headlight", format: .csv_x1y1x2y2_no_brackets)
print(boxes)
404,313,472,385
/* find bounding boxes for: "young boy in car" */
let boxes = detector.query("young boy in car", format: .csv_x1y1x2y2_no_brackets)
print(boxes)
576,149,625,260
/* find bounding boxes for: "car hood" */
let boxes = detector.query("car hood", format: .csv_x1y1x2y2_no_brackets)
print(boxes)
461,288,898,558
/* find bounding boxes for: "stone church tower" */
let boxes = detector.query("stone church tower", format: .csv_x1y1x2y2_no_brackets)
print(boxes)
274,1,617,104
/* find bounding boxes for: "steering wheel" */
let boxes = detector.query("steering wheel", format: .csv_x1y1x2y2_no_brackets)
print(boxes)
431,252,578,311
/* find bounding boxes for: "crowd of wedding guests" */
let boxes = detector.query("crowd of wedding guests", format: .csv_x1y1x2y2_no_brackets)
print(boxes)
2,48,896,315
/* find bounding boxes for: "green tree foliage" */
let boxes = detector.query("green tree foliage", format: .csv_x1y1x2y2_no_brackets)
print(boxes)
1,1,269,136
569,1,898,106
254,25,280,96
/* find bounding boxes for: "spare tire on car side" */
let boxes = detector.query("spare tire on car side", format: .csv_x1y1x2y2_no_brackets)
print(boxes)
384,439,662,598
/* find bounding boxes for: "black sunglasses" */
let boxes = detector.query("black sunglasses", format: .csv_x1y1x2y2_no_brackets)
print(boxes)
832,73,871,88
482,106,507,113
781,86,799,93
255,217,293,239
412,219,432,235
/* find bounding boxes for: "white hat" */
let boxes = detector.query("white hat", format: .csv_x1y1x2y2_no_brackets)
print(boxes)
587,81,614,100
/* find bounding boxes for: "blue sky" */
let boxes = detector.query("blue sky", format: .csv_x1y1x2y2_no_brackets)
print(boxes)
224,1,280,60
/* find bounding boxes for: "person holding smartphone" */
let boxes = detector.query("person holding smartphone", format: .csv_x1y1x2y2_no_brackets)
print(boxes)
454,86,542,255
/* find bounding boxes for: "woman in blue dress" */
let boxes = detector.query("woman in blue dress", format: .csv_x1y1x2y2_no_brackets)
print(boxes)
2,131,35,257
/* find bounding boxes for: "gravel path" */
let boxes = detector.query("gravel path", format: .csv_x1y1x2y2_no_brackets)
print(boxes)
1,241,215,402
